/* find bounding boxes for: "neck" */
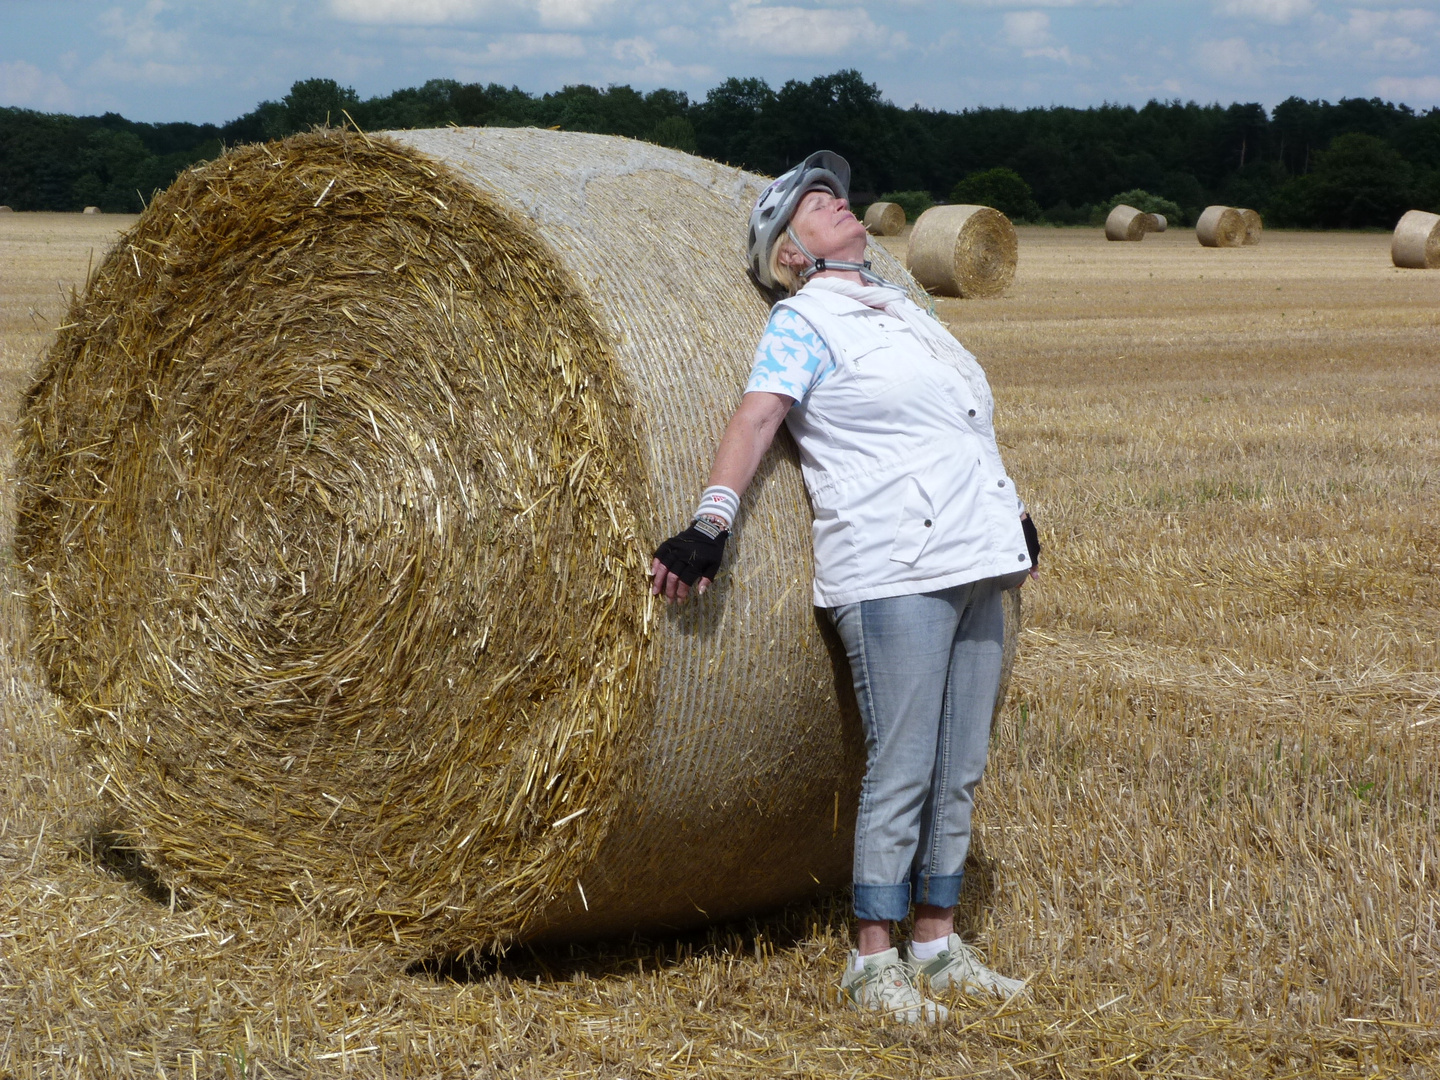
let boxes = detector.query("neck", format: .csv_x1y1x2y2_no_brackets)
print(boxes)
811,266,866,286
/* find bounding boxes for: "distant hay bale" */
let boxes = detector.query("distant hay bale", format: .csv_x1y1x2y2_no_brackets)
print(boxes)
1391,209,1440,269
0,205,13,213
863,200,905,236
1196,205,1245,247
17,128,1023,959
906,204,1017,298
82,206,101,215
1104,204,1152,242
1239,208,1263,245
1149,214,1167,233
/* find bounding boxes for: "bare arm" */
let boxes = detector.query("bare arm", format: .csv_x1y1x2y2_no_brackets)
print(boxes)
649,391,792,603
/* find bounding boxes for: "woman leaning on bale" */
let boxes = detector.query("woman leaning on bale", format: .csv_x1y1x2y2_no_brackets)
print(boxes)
650,151,1039,1023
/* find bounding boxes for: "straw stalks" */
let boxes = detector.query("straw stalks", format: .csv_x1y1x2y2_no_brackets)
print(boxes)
1391,209,1440,269
1197,205,1246,247
863,201,905,236
907,204,1018,298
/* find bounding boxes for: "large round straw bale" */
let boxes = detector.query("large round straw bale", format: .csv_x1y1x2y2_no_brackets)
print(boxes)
1239,208,1263,245
1148,214,1167,233
17,128,1024,958
906,204,1017,298
82,205,101,215
1391,209,1440,269
1196,205,1245,247
1104,204,1150,242
863,200,905,236
0,204,14,213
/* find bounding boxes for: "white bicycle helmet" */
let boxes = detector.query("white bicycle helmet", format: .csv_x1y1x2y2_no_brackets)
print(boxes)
747,150,885,292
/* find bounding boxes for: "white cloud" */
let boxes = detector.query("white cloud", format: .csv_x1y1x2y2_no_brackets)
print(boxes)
99,0,189,59
429,33,587,63
1000,9,1085,63
328,0,613,28
0,60,78,111
1193,36,1270,80
722,2,906,57
951,0,1124,6
1322,8,1436,64
1372,74,1440,105
1212,0,1312,24
329,0,504,23
606,36,714,82
1003,10,1051,47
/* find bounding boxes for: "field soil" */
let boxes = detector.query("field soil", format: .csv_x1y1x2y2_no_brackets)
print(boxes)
3,214,1438,1078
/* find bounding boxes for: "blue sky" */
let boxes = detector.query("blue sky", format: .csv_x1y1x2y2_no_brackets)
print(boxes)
3,0,1439,124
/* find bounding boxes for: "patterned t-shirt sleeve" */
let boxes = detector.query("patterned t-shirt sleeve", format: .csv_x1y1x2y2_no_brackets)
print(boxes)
744,307,834,404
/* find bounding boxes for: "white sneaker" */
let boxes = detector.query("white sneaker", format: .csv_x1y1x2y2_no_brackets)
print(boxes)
838,947,949,1024
905,934,1027,999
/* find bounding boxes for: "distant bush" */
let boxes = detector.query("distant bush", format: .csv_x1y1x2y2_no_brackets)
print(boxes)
1095,189,1184,226
950,167,1041,221
878,190,933,222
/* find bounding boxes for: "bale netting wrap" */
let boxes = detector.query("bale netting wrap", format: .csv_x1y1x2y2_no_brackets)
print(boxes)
1104,204,1149,242
1197,205,1245,247
1392,209,1440,269
1239,208,1263,245
17,127,1025,957
863,201,905,236
906,204,1018,298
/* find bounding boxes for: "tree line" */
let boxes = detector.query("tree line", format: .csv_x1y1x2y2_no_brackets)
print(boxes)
2,70,1437,229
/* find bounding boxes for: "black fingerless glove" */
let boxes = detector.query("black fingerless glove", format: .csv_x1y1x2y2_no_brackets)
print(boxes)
653,518,729,586
1021,514,1041,569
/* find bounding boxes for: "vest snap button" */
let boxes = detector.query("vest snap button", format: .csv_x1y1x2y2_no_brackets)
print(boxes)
923,519,932,527
1018,553,1027,561
997,480,1006,488
968,409,976,417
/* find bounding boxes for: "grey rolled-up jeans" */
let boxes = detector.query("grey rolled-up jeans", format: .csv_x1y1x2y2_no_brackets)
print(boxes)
828,576,1007,922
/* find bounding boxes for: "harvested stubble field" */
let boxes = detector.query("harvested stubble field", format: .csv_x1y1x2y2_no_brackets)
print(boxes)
2,211,1438,1078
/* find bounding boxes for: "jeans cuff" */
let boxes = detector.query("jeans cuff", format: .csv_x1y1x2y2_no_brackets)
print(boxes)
912,872,964,910
853,882,911,922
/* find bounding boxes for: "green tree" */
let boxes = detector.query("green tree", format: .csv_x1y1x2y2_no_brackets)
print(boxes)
277,78,361,136
1272,132,1413,227
950,167,1040,220
648,115,698,154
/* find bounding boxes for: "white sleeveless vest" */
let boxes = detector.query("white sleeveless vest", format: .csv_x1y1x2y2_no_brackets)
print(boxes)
773,286,1030,607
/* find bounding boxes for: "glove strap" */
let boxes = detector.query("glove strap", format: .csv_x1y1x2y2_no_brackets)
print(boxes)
690,516,726,541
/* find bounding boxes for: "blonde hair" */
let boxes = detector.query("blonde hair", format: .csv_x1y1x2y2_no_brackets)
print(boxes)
767,233,803,297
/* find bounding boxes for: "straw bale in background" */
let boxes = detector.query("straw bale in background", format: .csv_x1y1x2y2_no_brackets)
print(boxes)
906,204,1018,298
1104,204,1152,242
1391,209,1440,269
0,205,13,213
863,200,905,236
1196,205,1245,247
81,206,100,215
1149,214,1167,233
16,127,1024,959
1239,208,1263,245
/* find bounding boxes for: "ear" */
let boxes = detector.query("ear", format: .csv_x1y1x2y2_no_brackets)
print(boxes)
776,240,807,270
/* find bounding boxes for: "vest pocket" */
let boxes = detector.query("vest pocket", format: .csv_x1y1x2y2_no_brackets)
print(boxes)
888,476,937,564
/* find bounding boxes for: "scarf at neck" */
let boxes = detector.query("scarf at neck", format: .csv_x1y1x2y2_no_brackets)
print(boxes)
803,276,990,400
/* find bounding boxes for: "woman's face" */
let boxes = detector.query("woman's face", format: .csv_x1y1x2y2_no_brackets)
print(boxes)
781,188,868,269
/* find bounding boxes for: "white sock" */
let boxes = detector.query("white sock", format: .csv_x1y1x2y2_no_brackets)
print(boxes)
910,934,950,960
852,949,884,972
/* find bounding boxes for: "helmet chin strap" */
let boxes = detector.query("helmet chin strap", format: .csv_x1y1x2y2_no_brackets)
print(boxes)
786,227,890,287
